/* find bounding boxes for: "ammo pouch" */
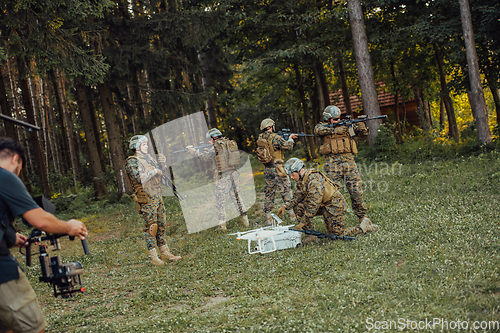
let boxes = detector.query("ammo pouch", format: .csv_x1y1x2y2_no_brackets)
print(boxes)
302,170,338,203
320,134,357,155
275,161,287,178
319,143,331,155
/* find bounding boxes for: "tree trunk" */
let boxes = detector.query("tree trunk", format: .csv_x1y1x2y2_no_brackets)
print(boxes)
39,78,52,173
487,81,500,126
198,51,217,129
76,77,108,198
44,80,63,175
312,62,327,113
412,86,430,131
439,99,446,131
459,0,491,143
434,44,459,141
424,100,433,127
318,63,330,107
99,81,130,198
293,63,318,160
86,85,106,169
337,56,353,116
56,69,83,185
0,66,16,139
347,0,381,145
390,61,403,143
16,57,50,197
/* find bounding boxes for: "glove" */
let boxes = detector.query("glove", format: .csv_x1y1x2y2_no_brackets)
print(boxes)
187,146,197,154
277,205,287,218
334,126,348,135
158,154,166,164
357,122,367,132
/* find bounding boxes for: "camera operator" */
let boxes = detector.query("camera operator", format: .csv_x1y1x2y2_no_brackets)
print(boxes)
0,137,88,333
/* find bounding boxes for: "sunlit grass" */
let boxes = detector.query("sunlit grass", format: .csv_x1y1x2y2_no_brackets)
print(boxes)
13,151,500,332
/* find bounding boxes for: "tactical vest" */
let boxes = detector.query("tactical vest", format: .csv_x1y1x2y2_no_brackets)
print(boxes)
319,125,358,155
301,169,338,204
214,137,240,173
125,155,162,204
258,132,284,163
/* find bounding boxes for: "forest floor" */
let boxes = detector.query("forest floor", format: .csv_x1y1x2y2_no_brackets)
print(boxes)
14,151,500,332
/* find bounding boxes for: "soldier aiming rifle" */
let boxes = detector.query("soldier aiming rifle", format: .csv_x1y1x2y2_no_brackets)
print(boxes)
314,105,382,232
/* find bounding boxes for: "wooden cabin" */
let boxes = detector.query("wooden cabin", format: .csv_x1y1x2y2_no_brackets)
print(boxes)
328,83,421,129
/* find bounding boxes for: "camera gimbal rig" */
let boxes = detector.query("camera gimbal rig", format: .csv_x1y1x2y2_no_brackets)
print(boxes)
25,229,90,298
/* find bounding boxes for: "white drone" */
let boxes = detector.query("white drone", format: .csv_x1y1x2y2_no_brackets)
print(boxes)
230,213,302,254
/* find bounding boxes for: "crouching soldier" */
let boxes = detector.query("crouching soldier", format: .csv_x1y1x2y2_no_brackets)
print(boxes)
125,135,181,266
277,157,378,244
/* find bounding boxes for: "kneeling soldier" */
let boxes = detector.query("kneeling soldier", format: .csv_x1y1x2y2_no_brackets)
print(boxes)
277,157,378,243
125,135,181,266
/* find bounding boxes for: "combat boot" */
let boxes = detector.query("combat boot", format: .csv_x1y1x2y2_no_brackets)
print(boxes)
148,248,165,266
288,210,297,222
242,214,249,227
265,212,273,226
159,244,182,262
359,216,378,233
217,220,228,232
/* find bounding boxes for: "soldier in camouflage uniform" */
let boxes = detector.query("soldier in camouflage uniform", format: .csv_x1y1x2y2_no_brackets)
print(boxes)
257,118,298,225
314,105,378,232
124,135,181,266
277,158,376,243
188,128,248,231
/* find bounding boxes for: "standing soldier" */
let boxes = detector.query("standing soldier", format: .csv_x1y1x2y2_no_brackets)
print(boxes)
256,118,298,225
125,135,181,266
314,105,378,231
277,158,376,244
189,128,249,231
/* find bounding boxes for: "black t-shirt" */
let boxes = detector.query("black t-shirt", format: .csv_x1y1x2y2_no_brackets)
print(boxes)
0,167,40,284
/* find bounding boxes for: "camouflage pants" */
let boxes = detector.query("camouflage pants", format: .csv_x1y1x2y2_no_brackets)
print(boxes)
263,165,292,213
324,153,367,219
293,195,363,237
140,195,166,250
215,170,246,221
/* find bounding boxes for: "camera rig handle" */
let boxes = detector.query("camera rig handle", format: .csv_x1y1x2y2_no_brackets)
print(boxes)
25,230,90,267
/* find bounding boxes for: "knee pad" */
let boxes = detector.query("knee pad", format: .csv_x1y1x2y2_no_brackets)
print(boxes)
145,223,158,237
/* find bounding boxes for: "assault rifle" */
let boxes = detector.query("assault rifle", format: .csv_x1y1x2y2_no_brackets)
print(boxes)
144,155,184,201
325,115,387,136
292,228,356,241
276,129,315,141
173,143,212,154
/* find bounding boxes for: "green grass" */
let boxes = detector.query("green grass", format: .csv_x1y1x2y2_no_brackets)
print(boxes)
13,151,500,332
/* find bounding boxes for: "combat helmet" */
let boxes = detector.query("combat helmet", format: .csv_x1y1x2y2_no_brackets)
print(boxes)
285,157,304,175
206,128,223,139
129,135,148,150
260,118,275,131
323,105,341,121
